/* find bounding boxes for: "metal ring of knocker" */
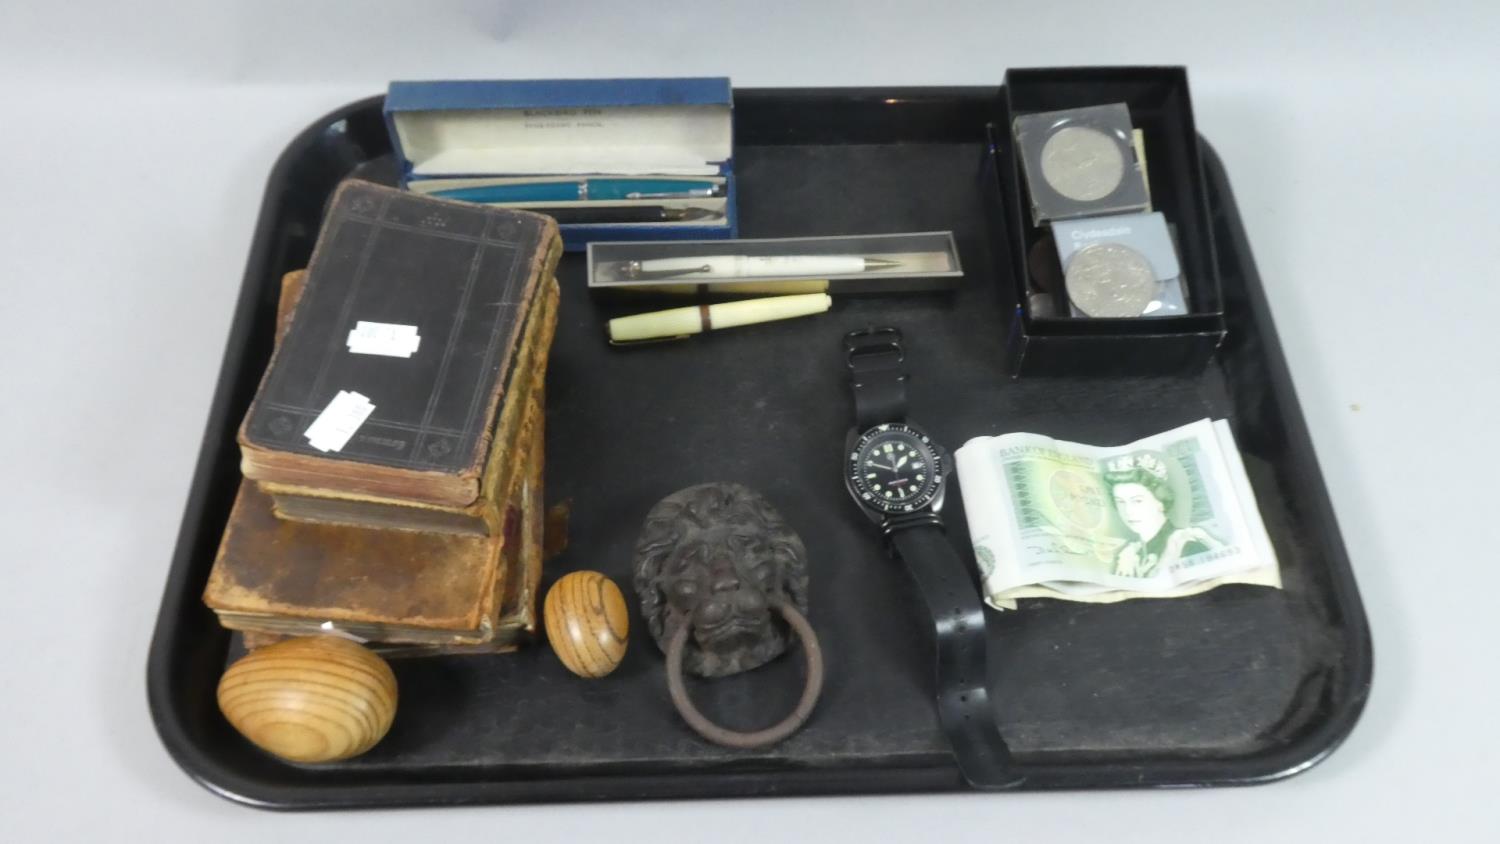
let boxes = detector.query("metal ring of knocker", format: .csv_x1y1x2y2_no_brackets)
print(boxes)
664,599,825,749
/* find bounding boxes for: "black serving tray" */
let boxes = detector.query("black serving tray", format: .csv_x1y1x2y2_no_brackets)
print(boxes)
148,87,1371,809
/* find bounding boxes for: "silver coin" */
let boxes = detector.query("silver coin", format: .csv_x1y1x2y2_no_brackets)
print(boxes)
1040,126,1125,202
1064,243,1156,318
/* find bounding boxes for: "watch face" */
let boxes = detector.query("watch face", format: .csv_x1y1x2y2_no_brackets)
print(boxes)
847,423,944,513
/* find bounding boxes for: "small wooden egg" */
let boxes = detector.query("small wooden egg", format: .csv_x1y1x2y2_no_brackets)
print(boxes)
544,571,629,678
217,635,398,763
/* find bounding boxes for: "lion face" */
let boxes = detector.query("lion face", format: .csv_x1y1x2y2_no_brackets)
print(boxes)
632,483,810,678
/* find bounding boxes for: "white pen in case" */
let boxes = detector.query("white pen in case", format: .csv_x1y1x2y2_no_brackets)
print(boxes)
622,254,900,280
608,293,833,343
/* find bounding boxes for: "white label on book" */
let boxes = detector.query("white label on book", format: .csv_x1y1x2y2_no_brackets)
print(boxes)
346,321,421,357
318,621,371,643
304,390,375,453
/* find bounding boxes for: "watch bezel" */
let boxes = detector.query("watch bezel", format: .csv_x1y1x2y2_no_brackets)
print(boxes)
845,422,946,514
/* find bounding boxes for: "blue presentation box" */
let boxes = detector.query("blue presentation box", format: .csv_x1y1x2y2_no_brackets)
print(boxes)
385,77,737,250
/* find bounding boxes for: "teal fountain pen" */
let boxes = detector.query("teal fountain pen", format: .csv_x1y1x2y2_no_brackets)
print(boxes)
431,179,724,203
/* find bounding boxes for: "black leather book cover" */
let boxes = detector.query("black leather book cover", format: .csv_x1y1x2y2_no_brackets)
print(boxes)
240,181,556,494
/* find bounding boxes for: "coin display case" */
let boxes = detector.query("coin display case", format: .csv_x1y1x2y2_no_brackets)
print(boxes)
148,83,1369,809
990,66,1227,377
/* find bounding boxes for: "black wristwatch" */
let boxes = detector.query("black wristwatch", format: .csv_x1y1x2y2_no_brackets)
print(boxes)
842,327,1019,789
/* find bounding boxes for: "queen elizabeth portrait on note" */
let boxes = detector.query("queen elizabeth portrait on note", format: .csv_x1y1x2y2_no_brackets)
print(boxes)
1104,451,1224,577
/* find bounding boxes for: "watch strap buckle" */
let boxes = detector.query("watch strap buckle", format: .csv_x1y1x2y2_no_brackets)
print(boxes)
844,326,905,370
845,325,909,428
881,511,944,539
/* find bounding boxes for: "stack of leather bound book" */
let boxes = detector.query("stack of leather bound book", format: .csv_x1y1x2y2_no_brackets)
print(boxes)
203,181,563,653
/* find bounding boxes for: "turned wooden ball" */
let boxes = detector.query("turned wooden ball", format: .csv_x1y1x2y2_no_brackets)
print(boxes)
544,571,629,678
217,635,398,763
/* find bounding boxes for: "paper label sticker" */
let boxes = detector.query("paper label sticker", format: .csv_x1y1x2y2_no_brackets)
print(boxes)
304,390,375,453
317,621,371,643
1052,211,1181,281
347,321,421,357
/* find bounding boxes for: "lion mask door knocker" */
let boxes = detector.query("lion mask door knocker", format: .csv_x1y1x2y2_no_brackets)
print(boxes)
632,482,824,749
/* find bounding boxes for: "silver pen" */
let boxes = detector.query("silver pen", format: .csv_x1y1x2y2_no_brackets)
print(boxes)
625,188,723,199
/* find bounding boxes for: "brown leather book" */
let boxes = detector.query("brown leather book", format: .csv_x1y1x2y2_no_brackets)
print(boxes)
237,404,547,655
237,180,561,507
204,394,545,645
206,228,554,646
369,417,548,657
263,270,560,535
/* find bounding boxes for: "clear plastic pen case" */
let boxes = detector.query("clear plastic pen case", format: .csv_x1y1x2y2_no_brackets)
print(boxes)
587,231,963,295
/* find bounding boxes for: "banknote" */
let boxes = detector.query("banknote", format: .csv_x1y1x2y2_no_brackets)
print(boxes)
955,419,1280,610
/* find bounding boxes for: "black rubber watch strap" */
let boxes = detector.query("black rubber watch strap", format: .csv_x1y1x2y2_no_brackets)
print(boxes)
845,327,908,430
888,524,1020,789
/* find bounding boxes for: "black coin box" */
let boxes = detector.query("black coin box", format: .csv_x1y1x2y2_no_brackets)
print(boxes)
989,66,1227,377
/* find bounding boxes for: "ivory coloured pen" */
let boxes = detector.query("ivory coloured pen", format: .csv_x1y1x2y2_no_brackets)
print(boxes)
608,293,833,344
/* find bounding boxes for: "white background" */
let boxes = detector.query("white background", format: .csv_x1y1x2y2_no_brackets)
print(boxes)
1,1,1495,840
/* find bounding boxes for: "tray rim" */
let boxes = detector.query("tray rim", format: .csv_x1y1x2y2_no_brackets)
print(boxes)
146,86,1372,810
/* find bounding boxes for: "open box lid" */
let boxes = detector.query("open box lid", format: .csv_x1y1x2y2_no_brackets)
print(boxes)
385,77,733,178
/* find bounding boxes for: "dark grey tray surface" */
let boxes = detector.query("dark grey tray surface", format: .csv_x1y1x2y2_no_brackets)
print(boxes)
148,87,1371,808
